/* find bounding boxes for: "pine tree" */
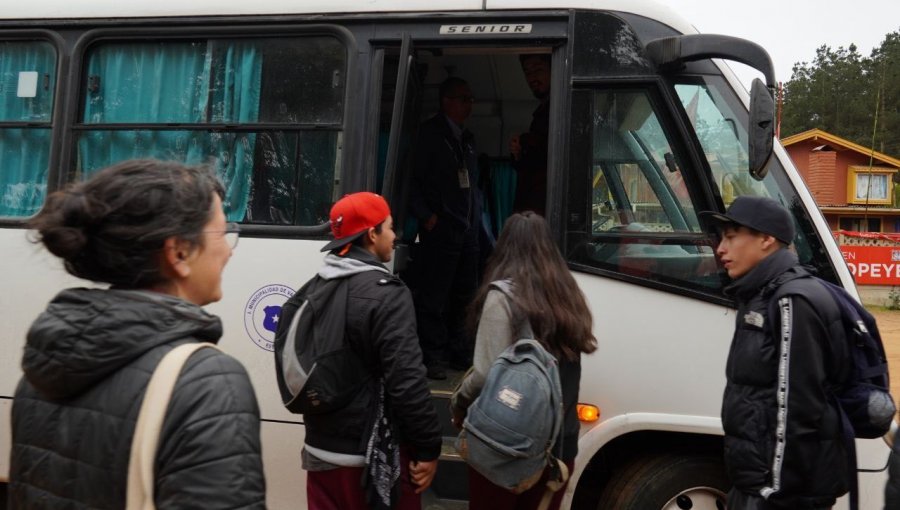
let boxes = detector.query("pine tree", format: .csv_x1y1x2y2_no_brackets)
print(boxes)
782,30,900,158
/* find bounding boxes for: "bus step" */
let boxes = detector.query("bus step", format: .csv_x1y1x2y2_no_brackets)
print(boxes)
430,368,467,436
429,368,470,503
432,444,469,502
422,491,469,510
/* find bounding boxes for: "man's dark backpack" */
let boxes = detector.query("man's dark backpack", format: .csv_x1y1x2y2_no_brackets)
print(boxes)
273,276,370,414
772,277,895,437
771,277,895,510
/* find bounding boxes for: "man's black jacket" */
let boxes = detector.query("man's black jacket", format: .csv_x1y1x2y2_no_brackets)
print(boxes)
722,248,851,509
409,113,478,231
299,246,442,462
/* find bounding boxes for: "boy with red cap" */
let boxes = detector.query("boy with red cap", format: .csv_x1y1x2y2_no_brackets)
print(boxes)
287,192,441,510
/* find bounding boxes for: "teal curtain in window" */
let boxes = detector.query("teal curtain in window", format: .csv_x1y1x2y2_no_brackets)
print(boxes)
489,159,516,235
0,41,55,217
207,42,261,220
79,41,261,221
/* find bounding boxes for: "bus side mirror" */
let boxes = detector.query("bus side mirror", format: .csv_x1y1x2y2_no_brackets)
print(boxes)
748,78,774,180
644,34,777,180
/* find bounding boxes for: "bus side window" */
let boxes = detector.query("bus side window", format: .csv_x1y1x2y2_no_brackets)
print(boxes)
0,40,56,218
75,35,346,226
566,88,721,293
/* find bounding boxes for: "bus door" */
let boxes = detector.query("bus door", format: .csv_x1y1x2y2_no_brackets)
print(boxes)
379,33,422,275
371,16,570,276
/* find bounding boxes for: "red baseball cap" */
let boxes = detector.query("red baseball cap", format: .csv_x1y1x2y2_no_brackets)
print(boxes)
320,192,391,252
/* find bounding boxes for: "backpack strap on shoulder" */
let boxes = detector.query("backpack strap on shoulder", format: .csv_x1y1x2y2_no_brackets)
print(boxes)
489,279,536,341
492,281,569,484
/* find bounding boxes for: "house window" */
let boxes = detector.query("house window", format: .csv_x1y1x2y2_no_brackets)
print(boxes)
839,216,882,232
847,166,896,205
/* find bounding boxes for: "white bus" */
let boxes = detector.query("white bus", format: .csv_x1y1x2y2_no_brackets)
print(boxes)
0,1,890,509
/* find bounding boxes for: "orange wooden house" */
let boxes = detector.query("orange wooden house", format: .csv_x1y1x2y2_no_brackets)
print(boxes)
782,128,900,233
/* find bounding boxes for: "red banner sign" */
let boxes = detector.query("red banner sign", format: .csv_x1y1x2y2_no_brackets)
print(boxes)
840,246,900,284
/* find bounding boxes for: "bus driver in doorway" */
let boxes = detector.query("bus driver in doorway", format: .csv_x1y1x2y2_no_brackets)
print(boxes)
409,76,482,380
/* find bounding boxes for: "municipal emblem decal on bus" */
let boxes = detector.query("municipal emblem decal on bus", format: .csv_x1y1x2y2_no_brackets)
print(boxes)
244,284,295,351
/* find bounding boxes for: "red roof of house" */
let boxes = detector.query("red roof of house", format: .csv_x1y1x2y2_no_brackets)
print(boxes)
781,128,900,168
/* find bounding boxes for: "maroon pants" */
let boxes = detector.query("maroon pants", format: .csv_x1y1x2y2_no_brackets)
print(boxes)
467,462,574,510
307,454,420,510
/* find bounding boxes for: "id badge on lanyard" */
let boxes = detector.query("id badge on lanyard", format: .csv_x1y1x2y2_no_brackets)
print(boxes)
457,167,470,189
446,138,471,189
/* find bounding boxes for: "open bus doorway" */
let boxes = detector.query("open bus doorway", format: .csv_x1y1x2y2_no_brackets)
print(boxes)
376,45,554,283
374,42,556,502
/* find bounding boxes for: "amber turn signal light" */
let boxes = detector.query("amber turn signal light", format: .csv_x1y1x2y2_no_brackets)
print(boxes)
577,403,600,422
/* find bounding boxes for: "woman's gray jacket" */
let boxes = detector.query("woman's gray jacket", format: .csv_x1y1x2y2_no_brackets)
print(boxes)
8,288,266,509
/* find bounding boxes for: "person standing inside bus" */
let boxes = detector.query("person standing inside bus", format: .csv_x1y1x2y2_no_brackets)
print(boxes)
509,53,551,216
702,196,851,510
450,212,597,510
409,76,481,380
8,159,266,509
301,192,442,510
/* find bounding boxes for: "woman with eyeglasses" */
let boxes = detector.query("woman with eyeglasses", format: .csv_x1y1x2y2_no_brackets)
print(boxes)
8,159,265,509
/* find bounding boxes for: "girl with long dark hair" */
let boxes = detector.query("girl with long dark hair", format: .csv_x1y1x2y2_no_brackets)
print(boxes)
451,211,597,510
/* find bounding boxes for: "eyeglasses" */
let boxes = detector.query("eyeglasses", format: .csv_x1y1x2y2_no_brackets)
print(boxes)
446,95,475,103
203,222,240,249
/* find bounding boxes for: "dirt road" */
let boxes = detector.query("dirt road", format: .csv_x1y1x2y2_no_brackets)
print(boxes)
870,309,900,399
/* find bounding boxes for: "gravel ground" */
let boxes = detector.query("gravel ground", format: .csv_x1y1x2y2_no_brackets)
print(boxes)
870,308,900,399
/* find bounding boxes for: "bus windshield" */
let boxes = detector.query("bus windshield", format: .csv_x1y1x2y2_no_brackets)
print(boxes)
673,75,837,282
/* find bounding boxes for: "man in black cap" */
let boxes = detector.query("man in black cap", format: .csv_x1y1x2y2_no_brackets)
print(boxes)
702,196,851,510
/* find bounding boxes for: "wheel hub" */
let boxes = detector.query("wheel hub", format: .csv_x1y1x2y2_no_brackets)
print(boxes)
661,486,727,510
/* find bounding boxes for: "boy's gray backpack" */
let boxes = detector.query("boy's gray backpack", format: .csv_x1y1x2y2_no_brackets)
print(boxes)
273,275,370,414
455,282,568,497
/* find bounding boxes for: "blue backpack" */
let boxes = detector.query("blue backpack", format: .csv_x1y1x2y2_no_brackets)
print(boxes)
456,338,566,494
455,281,569,501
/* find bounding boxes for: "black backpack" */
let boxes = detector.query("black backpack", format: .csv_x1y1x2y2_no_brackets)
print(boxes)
770,276,895,510
273,275,370,414
771,277,895,437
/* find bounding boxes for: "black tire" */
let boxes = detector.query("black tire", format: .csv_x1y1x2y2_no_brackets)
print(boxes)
596,454,729,510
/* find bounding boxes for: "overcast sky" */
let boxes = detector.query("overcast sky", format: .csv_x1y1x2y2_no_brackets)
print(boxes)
659,0,900,88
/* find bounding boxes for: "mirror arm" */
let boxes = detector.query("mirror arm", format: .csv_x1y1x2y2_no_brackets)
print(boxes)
645,34,776,88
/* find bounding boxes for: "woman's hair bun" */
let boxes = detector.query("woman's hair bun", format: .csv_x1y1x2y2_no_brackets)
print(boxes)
27,159,223,287
29,190,92,261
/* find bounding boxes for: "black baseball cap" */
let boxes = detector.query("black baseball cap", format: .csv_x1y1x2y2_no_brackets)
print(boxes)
700,196,795,245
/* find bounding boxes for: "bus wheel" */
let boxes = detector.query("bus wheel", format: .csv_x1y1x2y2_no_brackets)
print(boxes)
596,454,729,510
